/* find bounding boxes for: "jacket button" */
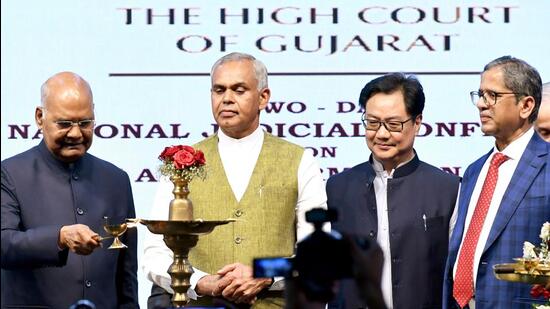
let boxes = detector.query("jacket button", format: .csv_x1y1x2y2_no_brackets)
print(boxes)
235,209,243,217
369,231,375,237
85,280,92,288
76,208,84,215
72,174,79,180
234,236,242,244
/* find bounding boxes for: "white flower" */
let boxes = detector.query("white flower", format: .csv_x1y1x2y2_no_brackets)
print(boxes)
540,222,550,242
534,305,550,309
523,241,537,259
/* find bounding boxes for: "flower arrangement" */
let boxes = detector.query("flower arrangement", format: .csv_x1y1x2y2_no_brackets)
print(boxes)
522,222,550,308
158,145,207,182
523,222,550,266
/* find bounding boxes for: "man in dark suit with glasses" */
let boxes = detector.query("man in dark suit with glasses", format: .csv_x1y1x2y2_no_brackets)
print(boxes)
1,72,139,308
326,73,460,309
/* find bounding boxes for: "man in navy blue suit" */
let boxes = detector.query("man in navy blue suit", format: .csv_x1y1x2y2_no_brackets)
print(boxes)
1,72,139,308
443,56,550,309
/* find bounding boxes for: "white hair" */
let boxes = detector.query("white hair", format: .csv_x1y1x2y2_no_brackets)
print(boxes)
210,52,268,90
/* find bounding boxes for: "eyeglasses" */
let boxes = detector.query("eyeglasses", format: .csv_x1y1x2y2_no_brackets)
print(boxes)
361,113,414,132
470,90,525,106
54,119,95,131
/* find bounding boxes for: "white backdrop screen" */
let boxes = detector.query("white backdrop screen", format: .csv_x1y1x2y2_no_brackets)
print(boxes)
2,1,549,306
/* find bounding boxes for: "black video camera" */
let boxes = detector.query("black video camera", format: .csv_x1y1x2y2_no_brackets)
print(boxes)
253,208,373,282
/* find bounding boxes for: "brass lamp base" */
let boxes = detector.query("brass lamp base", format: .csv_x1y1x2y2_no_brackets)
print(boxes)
136,219,235,307
107,236,128,249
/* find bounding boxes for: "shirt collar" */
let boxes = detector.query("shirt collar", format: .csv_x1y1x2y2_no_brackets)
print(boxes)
217,126,264,147
370,150,419,178
372,157,387,175
493,127,534,161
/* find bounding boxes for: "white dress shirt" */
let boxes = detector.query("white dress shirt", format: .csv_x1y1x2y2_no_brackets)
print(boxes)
141,127,327,298
453,129,534,297
448,183,461,241
372,156,414,309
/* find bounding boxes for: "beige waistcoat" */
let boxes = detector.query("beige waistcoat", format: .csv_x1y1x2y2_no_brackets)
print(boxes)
188,132,303,308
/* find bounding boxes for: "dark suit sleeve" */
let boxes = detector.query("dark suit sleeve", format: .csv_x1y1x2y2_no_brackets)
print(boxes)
1,165,68,269
115,172,139,308
326,175,344,232
326,176,337,212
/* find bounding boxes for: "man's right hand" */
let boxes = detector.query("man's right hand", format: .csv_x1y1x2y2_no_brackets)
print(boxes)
195,264,269,304
196,274,230,297
217,263,269,304
58,224,100,255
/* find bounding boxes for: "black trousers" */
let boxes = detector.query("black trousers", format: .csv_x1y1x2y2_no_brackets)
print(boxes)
147,284,172,309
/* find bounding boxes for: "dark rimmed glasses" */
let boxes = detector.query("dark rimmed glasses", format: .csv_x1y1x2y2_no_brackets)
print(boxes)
470,90,526,106
361,113,414,132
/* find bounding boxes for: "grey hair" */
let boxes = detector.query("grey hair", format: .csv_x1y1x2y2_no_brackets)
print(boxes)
40,80,49,117
542,82,550,103
483,56,542,123
210,52,268,90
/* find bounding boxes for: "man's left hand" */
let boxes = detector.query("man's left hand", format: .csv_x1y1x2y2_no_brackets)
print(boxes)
217,263,272,304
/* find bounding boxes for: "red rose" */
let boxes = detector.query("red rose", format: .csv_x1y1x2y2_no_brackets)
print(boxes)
181,145,196,155
531,284,549,299
159,145,183,161
173,149,195,169
531,285,543,298
194,150,206,165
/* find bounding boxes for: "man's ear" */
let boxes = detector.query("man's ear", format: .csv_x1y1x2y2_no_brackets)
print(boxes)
258,88,271,111
35,107,44,128
414,114,423,134
519,96,535,121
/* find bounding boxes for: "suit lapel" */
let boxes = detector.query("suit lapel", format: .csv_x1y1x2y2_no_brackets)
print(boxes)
483,134,547,253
